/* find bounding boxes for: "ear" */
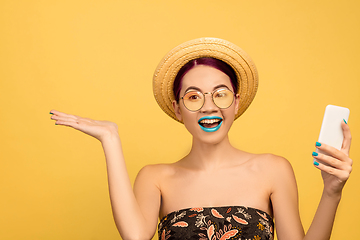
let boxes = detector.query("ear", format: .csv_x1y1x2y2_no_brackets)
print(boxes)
172,100,183,122
234,94,240,114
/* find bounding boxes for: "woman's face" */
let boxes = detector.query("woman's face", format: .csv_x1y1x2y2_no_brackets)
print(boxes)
172,65,239,143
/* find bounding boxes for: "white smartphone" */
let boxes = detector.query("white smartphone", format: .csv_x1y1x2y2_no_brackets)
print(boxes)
316,105,350,159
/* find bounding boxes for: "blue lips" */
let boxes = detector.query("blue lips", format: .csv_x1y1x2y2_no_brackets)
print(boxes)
198,116,223,132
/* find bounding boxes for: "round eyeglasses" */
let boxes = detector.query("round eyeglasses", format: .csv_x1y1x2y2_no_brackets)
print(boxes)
180,88,235,112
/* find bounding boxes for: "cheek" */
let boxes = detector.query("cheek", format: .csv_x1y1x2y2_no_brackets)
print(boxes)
180,109,195,124
222,107,237,122
179,108,199,130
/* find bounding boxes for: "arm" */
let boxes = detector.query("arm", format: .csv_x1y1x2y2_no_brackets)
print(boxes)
269,157,305,240
304,121,352,240
50,110,160,240
271,122,352,240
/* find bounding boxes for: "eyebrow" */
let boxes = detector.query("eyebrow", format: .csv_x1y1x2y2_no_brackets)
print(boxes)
184,84,230,93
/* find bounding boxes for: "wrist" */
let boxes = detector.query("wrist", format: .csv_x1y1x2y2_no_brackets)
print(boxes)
322,189,342,203
100,128,120,143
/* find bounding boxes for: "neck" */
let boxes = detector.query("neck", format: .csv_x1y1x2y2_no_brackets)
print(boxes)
183,134,242,171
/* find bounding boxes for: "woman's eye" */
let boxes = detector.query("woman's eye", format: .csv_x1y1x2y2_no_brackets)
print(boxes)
189,95,200,100
215,92,227,98
185,92,202,101
215,89,232,98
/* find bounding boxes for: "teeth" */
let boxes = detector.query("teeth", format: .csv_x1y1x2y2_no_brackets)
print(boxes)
200,118,221,124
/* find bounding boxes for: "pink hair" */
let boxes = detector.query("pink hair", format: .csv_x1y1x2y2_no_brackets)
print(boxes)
173,57,238,102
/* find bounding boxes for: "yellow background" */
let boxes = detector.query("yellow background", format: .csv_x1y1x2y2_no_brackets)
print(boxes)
1,0,359,239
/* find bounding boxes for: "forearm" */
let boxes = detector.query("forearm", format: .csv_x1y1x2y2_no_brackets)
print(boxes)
303,122,352,240
303,191,341,240
101,134,152,239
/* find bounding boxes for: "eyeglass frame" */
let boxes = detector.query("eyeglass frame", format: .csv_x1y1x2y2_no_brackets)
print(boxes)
179,88,235,112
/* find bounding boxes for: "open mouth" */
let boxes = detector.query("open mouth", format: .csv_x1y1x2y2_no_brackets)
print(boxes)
198,117,223,132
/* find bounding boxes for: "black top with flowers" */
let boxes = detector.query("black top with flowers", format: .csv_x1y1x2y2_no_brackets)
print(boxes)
158,206,274,240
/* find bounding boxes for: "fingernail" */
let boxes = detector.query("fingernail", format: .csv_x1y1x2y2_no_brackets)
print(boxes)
55,123,58,125
316,142,321,147
50,112,54,115
313,161,319,166
312,151,318,156
343,119,347,124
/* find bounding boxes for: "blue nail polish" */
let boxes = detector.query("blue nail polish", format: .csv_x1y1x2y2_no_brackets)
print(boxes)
343,119,347,124
313,161,319,166
316,142,321,147
50,112,54,115
312,151,318,156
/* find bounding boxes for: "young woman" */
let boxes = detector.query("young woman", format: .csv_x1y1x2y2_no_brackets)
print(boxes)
50,38,352,240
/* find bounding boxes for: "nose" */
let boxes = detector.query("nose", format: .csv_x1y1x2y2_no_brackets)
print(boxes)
200,92,218,113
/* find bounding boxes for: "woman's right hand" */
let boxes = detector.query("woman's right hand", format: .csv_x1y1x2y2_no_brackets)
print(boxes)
50,110,118,142
50,109,160,238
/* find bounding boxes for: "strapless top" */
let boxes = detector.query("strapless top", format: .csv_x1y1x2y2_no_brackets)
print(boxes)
158,206,273,240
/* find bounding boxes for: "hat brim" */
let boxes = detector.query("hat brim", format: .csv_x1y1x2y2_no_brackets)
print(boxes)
153,37,258,123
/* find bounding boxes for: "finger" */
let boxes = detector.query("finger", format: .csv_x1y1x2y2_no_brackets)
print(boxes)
314,162,351,182
55,119,79,128
313,152,343,169
50,110,77,120
51,115,78,124
316,142,351,164
312,152,352,171
341,120,352,154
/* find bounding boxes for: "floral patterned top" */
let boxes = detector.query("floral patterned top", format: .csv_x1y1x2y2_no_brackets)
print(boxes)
158,206,274,240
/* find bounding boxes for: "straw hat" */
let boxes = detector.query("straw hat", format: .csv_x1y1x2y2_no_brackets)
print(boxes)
153,37,258,123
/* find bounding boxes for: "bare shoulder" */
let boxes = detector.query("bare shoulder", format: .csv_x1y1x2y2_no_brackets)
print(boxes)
243,152,295,182
138,163,177,175
254,153,297,190
251,153,293,170
136,163,177,184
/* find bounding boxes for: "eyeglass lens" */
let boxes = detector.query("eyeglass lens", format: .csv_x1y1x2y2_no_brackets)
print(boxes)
182,89,234,111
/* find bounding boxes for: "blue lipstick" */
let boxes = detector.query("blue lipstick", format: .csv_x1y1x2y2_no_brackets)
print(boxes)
198,116,223,132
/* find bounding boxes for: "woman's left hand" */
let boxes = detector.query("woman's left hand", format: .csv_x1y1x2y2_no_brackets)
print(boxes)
313,121,353,197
